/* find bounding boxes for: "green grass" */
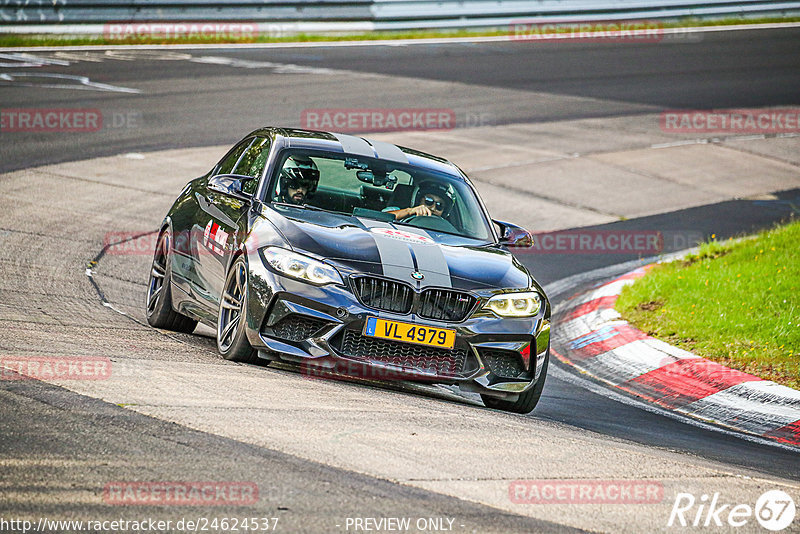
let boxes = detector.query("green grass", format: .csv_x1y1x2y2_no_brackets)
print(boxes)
1,16,799,48
0,29,505,48
616,219,800,389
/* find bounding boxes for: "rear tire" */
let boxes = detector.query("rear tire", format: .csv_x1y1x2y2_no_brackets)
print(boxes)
217,257,257,363
146,229,197,334
481,351,549,414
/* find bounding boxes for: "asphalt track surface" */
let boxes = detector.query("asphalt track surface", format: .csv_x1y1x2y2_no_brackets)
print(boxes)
1,26,799,532
2,26,800,173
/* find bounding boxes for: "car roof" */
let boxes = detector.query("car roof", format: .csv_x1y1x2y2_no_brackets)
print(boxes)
248,127,466,179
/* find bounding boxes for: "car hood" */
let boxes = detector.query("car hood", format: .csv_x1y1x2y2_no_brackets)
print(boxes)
261,206,531,291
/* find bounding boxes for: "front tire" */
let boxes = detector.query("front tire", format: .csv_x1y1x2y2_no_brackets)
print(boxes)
146,229,197,333
217,257,257,363
481,351,549,414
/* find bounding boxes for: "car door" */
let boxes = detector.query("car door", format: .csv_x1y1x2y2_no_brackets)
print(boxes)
188,138,254,311
197,136,272,307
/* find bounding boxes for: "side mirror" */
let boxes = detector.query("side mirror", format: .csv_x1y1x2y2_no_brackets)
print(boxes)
494,219,533,248
208,174,253,202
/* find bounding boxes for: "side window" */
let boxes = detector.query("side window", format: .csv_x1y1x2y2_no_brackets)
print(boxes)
232,137,271,195
214,139,253,176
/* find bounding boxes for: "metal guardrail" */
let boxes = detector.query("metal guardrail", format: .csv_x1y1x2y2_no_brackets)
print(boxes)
372,0,800,29
0,1,373,24
374,0,800,20
1,0,799,31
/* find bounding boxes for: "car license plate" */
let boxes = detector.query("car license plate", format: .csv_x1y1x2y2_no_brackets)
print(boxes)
363,317,455,350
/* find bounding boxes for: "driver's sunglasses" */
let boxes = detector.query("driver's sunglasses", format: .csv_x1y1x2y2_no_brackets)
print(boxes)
423,196,446,211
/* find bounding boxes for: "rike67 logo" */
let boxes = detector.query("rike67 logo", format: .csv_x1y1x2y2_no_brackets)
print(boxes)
668,490,796,531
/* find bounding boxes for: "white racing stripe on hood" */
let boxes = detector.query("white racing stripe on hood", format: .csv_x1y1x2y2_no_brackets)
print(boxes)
333,133,374,158
404,228,452,288
363,219,416,281
358,219,452,288
367,139,408,164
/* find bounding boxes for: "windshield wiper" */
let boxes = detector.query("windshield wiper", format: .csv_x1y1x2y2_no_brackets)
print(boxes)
272,202,328,212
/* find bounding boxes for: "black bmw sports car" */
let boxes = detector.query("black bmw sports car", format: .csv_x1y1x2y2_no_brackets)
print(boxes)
146,127,551,413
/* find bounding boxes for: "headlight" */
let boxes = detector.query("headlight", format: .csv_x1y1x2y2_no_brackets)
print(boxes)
261,247,343,286
483,291,542,317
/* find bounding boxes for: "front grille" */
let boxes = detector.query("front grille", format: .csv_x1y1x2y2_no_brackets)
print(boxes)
267,314,328,342
419,289,476,322
337,330,467,376
352,276,413,314
481,349,526,379
353,276,476,322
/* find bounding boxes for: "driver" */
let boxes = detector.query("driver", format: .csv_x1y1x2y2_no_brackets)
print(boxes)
275,156,319,205
386,181,454,220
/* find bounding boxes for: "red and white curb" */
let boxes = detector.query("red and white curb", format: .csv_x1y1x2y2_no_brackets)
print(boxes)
552,265,800,448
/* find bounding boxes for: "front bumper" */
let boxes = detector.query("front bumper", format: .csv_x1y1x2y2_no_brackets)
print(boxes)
244,254,550,400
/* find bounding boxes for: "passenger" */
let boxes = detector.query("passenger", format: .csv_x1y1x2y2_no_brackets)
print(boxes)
386,182,454,220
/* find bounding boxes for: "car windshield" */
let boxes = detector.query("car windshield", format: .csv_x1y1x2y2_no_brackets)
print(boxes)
267,148,493,241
